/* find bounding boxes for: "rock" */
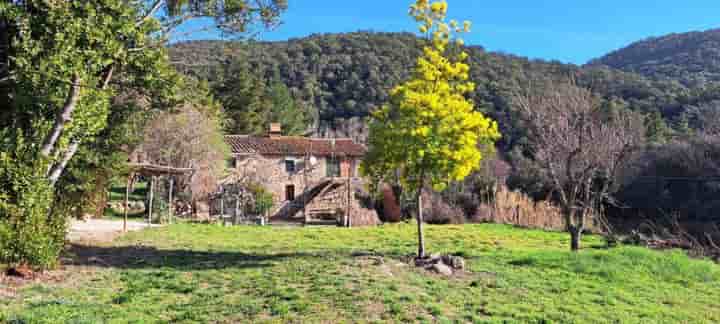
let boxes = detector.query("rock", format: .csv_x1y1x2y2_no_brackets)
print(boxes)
432,262,453,276
129,201,146,211
439,255,465,270
5,265,33,278
449,256,465,270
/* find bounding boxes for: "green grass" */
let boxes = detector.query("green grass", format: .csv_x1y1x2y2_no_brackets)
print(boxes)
108,182,147,203
103,207,146,221
104,182,148,221
2,223,719,323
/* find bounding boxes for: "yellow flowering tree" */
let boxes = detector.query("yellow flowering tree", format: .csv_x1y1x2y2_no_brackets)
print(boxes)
362,0,500,258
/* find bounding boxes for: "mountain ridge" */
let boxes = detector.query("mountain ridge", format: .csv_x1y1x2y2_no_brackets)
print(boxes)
589,28,720,86
168,30,720,149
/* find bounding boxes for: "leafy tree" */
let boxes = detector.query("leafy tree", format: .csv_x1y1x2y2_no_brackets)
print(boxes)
0,137,66,269
1,0,286,186
248,183,274,216
215,58,309,135
266,81,310,135
362,0,500,258
646,111,671,144
674,114,693,138
0,0,285,268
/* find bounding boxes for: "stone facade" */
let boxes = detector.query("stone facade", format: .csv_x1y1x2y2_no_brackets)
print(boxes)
231,153,361,220
222,132,379,225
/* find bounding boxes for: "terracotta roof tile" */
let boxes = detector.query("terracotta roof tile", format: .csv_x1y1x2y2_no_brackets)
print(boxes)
225,135,366,157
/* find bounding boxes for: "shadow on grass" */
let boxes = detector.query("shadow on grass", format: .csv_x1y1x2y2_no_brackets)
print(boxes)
65,244,329,271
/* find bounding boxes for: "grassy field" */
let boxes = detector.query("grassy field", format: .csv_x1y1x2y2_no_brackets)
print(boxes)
2,223,719,323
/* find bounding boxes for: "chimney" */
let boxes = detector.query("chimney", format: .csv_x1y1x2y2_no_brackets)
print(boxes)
269,123,282,138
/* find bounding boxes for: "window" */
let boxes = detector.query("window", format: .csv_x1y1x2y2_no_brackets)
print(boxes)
326,157,341,178
285,185,295,201
285,160,296,173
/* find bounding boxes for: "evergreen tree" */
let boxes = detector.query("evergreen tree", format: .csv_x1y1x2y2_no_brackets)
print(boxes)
646,111,670,143
675,114,693,138
266,82,310,135
217,60,309,135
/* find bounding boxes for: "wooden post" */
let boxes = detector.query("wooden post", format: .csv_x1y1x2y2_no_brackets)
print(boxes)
346,177,351,227
148,176,154,225
124,175,131,232
220,191,224,225
235,194,240,225
168,177,174,225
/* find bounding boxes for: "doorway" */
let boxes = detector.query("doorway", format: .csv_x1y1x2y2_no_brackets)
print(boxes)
286,185,295,201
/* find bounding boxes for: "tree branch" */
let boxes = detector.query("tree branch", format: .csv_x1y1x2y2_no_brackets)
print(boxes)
48,139,80,186
40,75,81,158
101,65,115,89
137,0,165,26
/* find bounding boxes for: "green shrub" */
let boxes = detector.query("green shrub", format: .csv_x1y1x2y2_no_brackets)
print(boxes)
0,144,67,270
248,183,274,216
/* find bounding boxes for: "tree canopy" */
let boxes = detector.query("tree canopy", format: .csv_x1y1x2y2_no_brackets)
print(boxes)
362,0,500,258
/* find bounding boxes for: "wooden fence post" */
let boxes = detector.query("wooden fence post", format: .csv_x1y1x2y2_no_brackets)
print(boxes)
148,176,154,225
124,175,130,232
168,177,174,225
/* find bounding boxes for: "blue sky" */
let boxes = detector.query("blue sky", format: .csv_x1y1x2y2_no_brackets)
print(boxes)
174,1,720,64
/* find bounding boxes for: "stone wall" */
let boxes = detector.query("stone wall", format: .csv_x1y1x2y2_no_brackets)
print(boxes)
233,154,361,219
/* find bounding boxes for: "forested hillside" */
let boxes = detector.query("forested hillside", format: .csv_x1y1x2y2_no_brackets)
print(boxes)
590,28,720,86
169,31,720,221
169,32,718,150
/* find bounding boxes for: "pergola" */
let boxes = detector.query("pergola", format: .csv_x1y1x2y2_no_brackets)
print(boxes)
123,163,194,232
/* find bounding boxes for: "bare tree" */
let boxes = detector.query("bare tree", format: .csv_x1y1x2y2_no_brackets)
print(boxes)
140,105,229,201
513,79,645,251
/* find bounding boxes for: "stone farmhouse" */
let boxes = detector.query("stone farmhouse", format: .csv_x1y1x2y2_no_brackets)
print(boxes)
223,124,380,226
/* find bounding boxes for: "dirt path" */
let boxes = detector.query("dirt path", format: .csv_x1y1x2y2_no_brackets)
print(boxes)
68,219,161,244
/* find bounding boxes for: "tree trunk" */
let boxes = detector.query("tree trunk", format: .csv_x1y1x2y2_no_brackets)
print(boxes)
41,76,81,158
48,140,79,186
416,186,425,259
569,226,582,251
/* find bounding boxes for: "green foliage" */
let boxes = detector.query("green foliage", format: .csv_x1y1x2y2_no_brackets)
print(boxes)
0,0,288,268
214,56,310,135
590,28,720,86
646,111,671,143
0,0,171,141
2,223,719,322
169,32,715,152
363,0,500,194
0,138,66,269
165,0,287,33
248,183,274,215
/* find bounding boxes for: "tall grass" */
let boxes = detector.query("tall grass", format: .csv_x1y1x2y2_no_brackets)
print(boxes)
475,185,599,232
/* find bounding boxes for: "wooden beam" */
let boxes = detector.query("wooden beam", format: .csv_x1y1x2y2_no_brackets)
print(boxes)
127,163,193,176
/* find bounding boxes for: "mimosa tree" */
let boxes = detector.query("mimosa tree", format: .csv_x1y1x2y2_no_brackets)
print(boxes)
362,0,501,259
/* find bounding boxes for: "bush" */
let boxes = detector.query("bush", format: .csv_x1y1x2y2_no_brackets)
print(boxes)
0,145,67,270
248,183,274,216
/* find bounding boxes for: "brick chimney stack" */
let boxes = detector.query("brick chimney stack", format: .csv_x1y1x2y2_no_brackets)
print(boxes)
269,123,282,138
